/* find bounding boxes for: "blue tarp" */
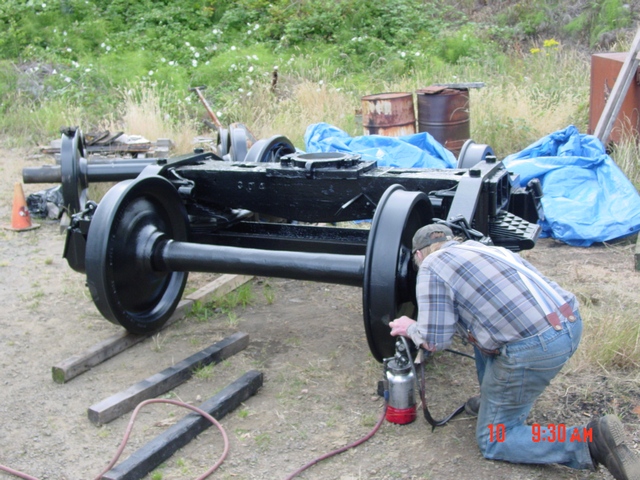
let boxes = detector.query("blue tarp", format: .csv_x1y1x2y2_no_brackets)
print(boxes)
304,122,457,169
304,122,640,247
503,125,640,246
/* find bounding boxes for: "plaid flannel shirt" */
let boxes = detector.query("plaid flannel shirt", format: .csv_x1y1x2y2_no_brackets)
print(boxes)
407,240,578,352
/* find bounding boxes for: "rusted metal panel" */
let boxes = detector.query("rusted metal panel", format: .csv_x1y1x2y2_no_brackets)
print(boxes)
361,92,416,136
416,87,470,157
589,52,640,144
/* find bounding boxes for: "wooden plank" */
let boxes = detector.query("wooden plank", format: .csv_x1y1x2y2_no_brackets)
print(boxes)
185,274,253,303
51,299,191,384
51,274,253,383
88,332,250,425
594,27,640,143
101,370,263,480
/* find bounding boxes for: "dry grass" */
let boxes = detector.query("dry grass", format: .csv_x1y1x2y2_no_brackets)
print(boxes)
222,75,361,148
609,128,640,189
99,83,200,154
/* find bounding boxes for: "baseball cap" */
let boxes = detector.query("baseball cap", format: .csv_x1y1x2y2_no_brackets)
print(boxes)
412,224,454,253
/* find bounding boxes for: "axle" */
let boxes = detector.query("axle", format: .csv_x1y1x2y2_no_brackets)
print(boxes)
156,241,364,287
22,161,157,184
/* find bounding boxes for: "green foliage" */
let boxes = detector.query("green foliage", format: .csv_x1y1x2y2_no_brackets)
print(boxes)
564,0,632,46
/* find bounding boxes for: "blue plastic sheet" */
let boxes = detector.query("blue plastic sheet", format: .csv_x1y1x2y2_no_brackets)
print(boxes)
304,122,456,169
503,125,640,246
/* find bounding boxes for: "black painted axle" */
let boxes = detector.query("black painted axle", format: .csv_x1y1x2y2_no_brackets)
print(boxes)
22,161,155,184
155,240,365,287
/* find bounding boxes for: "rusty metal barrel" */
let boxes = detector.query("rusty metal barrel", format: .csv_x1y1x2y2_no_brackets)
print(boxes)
417,86,470,157
361,92,416,136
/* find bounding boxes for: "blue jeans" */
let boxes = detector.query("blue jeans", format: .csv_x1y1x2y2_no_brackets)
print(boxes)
473,313,593,470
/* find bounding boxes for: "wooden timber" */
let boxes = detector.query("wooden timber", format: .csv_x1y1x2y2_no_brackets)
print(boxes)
101,370,263,480
51,274,253,383
88,332,250,425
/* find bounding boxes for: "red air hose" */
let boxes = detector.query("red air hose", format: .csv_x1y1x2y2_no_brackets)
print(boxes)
0,398,230,480
283,399,388,480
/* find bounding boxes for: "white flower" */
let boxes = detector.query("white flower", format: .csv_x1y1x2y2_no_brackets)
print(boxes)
168,61,175,66
318,80,323,85
212,45,217,50
106,45,111,51
64,77,71,82
216,111,222,118
161,57,166,62
205,61,210,65
42,3,46,8
274,65,279,70
148,70,154,76
248,66,254,73
85,68,91,72
101,42,105,48
190,46,195,52
192,59,198,67
66,47,72,52
185,41,191,46
415,51,421,56
52,69,57,74
254,24,260,30
63,31,67,36
194,52,200,58
247,30,252,35
231,45,236,51
238,88,244,92
400,51,406,58
247,91,252,96
252,55,258,60
248,79,254,86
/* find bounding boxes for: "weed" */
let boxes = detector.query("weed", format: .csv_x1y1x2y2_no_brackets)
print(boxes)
263,282,275,305
151,333,167,352
360,414,377,427
44,257,53,265
254,432,271,449
226,311,239,328
193,363,215,380
190,300,214,323
237,408,250,419
150,471,163,480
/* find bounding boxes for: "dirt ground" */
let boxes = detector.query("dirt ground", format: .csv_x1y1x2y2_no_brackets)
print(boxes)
0,146,639,480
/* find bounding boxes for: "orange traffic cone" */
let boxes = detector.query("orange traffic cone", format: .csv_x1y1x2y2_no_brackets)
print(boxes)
3,182,40,231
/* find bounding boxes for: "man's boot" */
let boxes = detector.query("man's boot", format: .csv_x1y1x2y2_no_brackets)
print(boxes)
588,414,640,480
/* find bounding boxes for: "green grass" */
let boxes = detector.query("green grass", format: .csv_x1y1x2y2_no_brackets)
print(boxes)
193,363,215,380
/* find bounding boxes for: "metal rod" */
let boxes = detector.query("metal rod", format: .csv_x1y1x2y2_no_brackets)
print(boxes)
189,86,223,129
157,240,365,287
22,162,153,184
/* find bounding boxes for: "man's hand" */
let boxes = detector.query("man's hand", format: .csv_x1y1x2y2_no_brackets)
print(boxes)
389,316,416,337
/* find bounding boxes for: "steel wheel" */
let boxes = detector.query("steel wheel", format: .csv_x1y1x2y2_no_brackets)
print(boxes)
457,139,494,169
362,184,434,362
244,135,296,163
60,129,88,214
85,176,189,334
